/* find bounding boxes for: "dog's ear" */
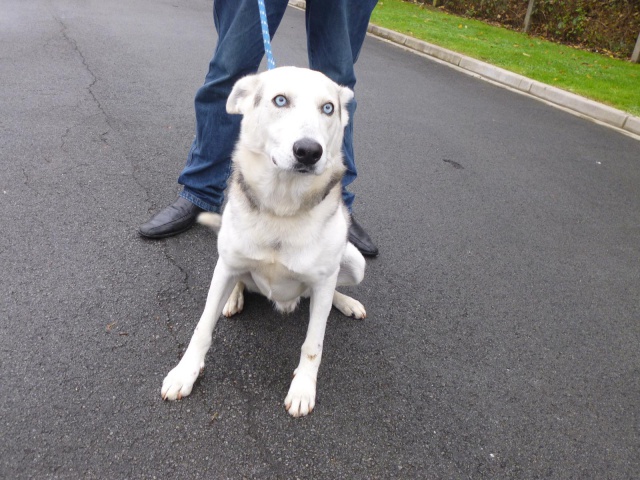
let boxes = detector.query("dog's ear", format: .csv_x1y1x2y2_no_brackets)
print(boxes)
338,86,355,127
227,74,261,115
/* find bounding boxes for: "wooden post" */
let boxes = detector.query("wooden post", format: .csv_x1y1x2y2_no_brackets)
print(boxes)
432,0,440,7
524,0,535,33
632,31,640,63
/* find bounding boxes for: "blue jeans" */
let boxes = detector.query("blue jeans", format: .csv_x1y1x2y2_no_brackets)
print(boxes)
178,0,378,213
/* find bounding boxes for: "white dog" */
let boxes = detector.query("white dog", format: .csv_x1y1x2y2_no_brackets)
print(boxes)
161,67,367,417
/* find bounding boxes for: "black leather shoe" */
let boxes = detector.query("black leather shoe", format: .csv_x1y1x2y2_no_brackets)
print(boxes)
138,197,204,239
349,216,379,258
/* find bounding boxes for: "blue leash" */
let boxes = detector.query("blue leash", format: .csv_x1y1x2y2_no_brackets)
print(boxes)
257,0,276,69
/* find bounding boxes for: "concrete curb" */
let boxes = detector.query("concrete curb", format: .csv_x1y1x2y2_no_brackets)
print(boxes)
288,0,640,138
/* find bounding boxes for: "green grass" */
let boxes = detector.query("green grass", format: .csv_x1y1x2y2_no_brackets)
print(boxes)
371,0,640,116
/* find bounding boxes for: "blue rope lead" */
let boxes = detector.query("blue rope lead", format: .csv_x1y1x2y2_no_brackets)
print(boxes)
257,0,276,70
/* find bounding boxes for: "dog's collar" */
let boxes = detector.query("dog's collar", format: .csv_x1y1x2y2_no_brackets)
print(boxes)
235,170,261,211
234,169,343,215
312,170,342,208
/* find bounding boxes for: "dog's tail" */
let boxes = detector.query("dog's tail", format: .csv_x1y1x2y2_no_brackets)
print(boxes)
197,212,222,233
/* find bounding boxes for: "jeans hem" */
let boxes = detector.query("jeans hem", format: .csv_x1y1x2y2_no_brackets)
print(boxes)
179,190,221,213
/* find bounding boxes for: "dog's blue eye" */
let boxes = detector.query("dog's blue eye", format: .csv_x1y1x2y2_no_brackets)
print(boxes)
322,103,334,115
273,95,288,107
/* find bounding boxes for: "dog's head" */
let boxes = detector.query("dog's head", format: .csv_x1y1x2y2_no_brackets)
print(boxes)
227,66,354,176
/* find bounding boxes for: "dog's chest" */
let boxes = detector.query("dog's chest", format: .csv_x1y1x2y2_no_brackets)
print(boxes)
219,205,346,299
252,261,306,302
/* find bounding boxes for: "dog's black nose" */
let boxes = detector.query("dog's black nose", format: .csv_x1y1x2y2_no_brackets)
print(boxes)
293,138,323,166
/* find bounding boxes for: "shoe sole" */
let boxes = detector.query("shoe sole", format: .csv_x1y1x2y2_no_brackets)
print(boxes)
137,223,196,240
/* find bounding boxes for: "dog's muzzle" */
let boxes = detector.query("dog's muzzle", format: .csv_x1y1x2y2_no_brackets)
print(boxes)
293,138,323,173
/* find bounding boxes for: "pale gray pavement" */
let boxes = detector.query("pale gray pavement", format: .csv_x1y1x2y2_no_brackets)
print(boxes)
1,1,639,478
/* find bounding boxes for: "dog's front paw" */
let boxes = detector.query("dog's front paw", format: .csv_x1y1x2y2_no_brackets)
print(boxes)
284,372,316,417
161,359,203,401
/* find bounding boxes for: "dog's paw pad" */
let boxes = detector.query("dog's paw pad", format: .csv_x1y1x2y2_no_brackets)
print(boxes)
284,373,316,417
161,361,203,401
333,294,366,319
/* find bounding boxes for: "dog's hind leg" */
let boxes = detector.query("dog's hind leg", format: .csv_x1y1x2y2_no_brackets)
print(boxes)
161,260,236,401
332,242,366,318
337,242,365,287
332,291,366,319
223,281,245,317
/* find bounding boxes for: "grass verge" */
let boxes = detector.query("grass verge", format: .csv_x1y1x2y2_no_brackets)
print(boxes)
370,0,640,117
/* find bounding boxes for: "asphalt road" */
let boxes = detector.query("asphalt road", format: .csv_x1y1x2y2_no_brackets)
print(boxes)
2,0,639,478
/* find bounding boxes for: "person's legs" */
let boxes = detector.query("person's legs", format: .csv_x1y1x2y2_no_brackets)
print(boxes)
305,0,378,211
179,0,289,212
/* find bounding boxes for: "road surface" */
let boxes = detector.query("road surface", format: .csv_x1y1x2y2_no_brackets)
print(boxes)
2,0,639,478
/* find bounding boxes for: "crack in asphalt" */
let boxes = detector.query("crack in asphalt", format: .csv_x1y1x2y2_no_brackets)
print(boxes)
156,247,192,359
54,15,112,146
21,168,30,186
60,126,71,153
128,154,154,214
52,20,154,210
51,13,187,365
20,167,40,195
